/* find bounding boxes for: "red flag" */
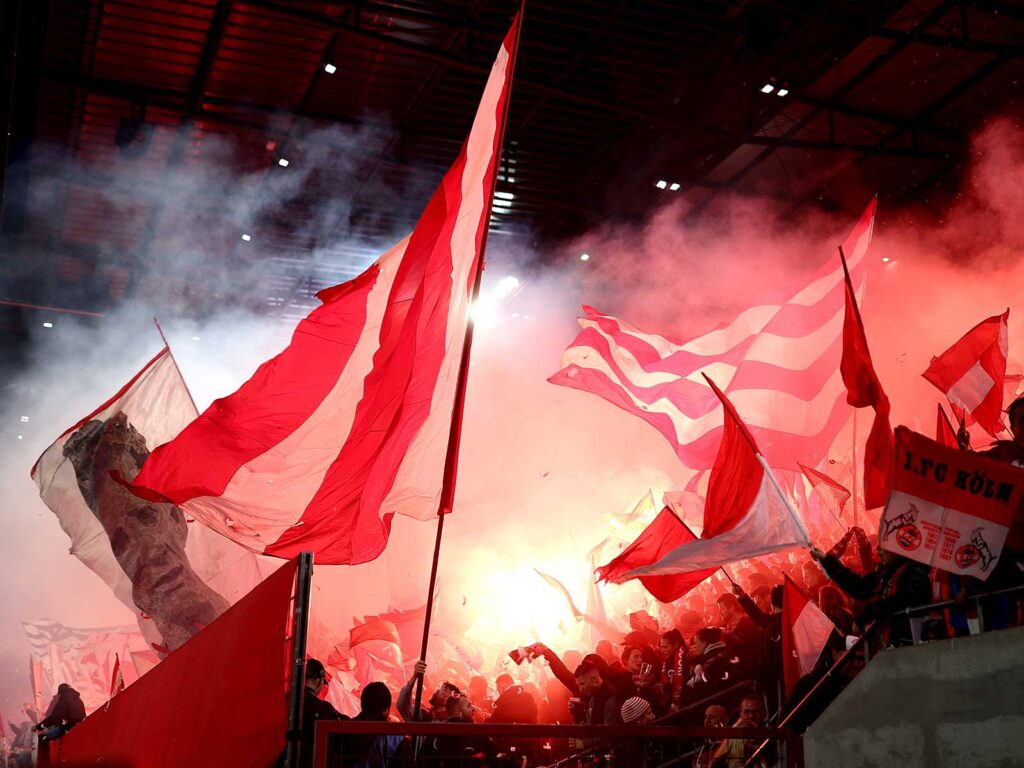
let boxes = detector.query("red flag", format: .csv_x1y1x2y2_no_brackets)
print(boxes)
109,653,124,700
936,404,958,449
880,428,1024,580
595,507,716,602
781,575,835,693
549,201,877,471
625,378,809,577
923,310,1010,437
349,619,401,649
839,242,894,509
798,463,851,514
125,18,522,565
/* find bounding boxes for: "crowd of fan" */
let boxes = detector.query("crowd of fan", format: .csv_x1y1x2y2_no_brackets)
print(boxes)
302,507,1024,768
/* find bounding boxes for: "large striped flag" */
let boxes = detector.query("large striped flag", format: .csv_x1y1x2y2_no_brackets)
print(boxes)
125,18,521,564
549,200,876,471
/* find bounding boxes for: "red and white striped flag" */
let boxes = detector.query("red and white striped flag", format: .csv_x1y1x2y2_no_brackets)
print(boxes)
781,575,835,693
126,18,521,565
923,310,1010,438
625,377,809,577
549,201,876,470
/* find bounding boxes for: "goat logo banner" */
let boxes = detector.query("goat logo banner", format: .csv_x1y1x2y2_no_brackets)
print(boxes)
880,427,1024,579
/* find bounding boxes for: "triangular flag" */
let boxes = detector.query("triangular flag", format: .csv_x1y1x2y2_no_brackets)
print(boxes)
596,506,716,602
626,376,809,577
935,403,959,448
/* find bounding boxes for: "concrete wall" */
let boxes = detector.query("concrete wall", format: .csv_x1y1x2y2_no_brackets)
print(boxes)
803,627,1024,768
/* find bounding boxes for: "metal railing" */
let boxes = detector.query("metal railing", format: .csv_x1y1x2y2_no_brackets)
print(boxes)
742,582,1024,767
313,719,801,768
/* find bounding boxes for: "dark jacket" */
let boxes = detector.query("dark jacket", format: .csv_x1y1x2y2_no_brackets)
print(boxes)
738,594,783,688
302,687,347,768
820,554,931,645
580,683,622,726
39,687,86,729
686,642,736,703
488,685,537,723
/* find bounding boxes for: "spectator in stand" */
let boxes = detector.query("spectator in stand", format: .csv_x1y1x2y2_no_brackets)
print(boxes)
810,541,932,647
677,609,704,642
467,675,493,719
693,705,730,768
749,586,773,616
817,584,856,636
716,593,760,669
711,694,768,767
489,678,538,723
620,696,655,725
34,683,86,742
732,583,784,714
422,694,496,767
299,660,346,768
346,682,409,768
981,395,1024,599
396,660,461,722
801,561,828,600
659,629,689,711
574,660,623,726
594,640,617,667
686,628,737,703
621,646,644,677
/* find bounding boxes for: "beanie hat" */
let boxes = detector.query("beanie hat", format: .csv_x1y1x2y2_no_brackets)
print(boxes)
620,697,653,724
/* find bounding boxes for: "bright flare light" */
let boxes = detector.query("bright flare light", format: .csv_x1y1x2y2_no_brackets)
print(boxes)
471,295,498,327
324,63,337,74
777,88,789,97
580,253,590,262
761,83,775,94
882,256,891,263
669,182,680,191
20,416,29,423
241,233,252,242
495,275,521,299
42,322,53,328
655,180,668,189
278,158,290,167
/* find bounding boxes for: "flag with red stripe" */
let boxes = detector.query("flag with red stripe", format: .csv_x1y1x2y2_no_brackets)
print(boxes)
923,310,1010,438
782,575,835,693
880,427,1024,579
126,18,521,564
595,506,716,602
839,242,894,510
936,404,959,448
625,377,809,577
549,201,876,471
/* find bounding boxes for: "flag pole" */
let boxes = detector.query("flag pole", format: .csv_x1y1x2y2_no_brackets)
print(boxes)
840,245,861,530
152,317,201,416
412,8,524,720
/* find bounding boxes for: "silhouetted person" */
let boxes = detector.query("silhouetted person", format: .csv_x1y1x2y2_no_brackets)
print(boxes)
301,658,346,768
34,684,85,741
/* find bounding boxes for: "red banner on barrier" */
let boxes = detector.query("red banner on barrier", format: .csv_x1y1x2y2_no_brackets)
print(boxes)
880,428,1024,579
52,559,297,767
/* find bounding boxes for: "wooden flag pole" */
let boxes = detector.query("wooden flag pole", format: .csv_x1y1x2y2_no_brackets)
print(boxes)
412,8,524,720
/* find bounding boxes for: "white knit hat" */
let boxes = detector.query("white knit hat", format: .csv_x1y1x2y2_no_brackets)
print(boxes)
620,697,653,724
